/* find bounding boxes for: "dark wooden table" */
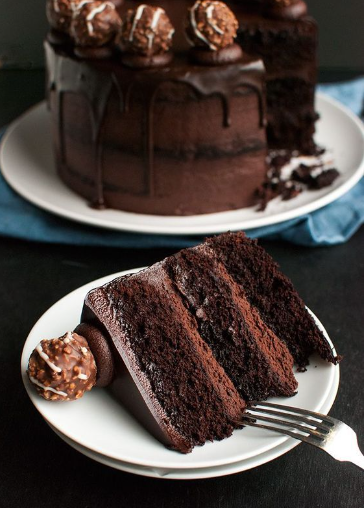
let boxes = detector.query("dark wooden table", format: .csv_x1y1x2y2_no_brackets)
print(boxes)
1,70,363,508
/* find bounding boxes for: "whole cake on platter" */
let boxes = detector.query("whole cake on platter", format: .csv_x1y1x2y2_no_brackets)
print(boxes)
44,0,339,216
27,232,339,453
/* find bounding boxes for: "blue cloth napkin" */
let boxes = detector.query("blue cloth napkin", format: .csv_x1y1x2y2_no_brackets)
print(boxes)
1,77,364,248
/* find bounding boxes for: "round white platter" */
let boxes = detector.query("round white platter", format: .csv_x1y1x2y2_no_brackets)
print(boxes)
2,93,364,235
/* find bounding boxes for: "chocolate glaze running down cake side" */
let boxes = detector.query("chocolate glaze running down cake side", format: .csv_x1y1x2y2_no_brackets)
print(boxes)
28,232,340,453
46,43,267,215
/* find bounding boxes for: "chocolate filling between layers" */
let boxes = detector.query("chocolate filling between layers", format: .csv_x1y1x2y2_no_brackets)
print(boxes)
206,232,338,369
165,246,298,401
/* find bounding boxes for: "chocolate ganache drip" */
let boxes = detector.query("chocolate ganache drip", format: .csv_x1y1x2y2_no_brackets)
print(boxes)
46,42,265,207
45,42,115,207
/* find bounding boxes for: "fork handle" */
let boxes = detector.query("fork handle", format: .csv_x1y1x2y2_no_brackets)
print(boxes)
350,452,364,471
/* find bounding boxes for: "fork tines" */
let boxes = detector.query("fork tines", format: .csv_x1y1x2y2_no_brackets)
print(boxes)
242,401,335,445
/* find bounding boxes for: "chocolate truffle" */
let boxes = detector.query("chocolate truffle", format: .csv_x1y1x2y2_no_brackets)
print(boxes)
263,0,308,20
120,4,174,56
70,1,122,47
185,0,238,51
27,332,97,401
46,0,76,33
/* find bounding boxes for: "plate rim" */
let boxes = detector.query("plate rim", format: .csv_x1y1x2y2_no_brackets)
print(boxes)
21,267,340,470
2,93,364,235
48,361,340,480
50,426,300,479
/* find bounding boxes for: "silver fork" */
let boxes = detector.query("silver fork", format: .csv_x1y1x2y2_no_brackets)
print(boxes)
242,401,364,470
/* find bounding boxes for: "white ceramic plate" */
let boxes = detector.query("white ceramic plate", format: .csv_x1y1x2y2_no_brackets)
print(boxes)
21,268,339,473
2,94,364,235
48,360,339,479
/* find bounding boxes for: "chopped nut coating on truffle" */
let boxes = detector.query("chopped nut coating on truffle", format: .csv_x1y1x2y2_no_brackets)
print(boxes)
46,0,93,33
185,0,238,51
70,1,122,47
27,332,97,401
46,0,74,32
120,4,174,56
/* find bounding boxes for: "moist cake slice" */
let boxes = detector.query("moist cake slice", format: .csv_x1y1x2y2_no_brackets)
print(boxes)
82,263,246,453
28,231,339,454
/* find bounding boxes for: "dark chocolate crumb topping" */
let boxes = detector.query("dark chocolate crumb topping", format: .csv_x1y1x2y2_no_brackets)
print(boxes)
257,149,340,211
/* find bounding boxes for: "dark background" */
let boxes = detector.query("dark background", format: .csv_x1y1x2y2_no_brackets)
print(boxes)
0,0,363,72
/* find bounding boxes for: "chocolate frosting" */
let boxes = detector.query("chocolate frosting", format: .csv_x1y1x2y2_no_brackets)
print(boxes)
74,322,115,387
189,43,243,65
263,0,308,20
121,51,173,68
46,41,265,209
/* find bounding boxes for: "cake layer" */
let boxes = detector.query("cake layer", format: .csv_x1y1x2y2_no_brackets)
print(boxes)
206,232,338,368
83,264,246,453
46,42,268,215
58,85,265,157
236,12,317,71
57,144,266,215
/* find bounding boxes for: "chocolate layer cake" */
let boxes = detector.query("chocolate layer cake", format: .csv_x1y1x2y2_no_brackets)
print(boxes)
74,231,337,452
46,43,267,215
45,0,268,216
164,242,298,400
28,231,339,453
82,263,248,452
44,0,324,216
233,0,318,153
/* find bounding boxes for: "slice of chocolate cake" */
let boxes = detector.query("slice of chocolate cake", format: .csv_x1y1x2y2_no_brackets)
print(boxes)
78,232,337,451
28,231,339,454
82,264,246,453
206,232,338,369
